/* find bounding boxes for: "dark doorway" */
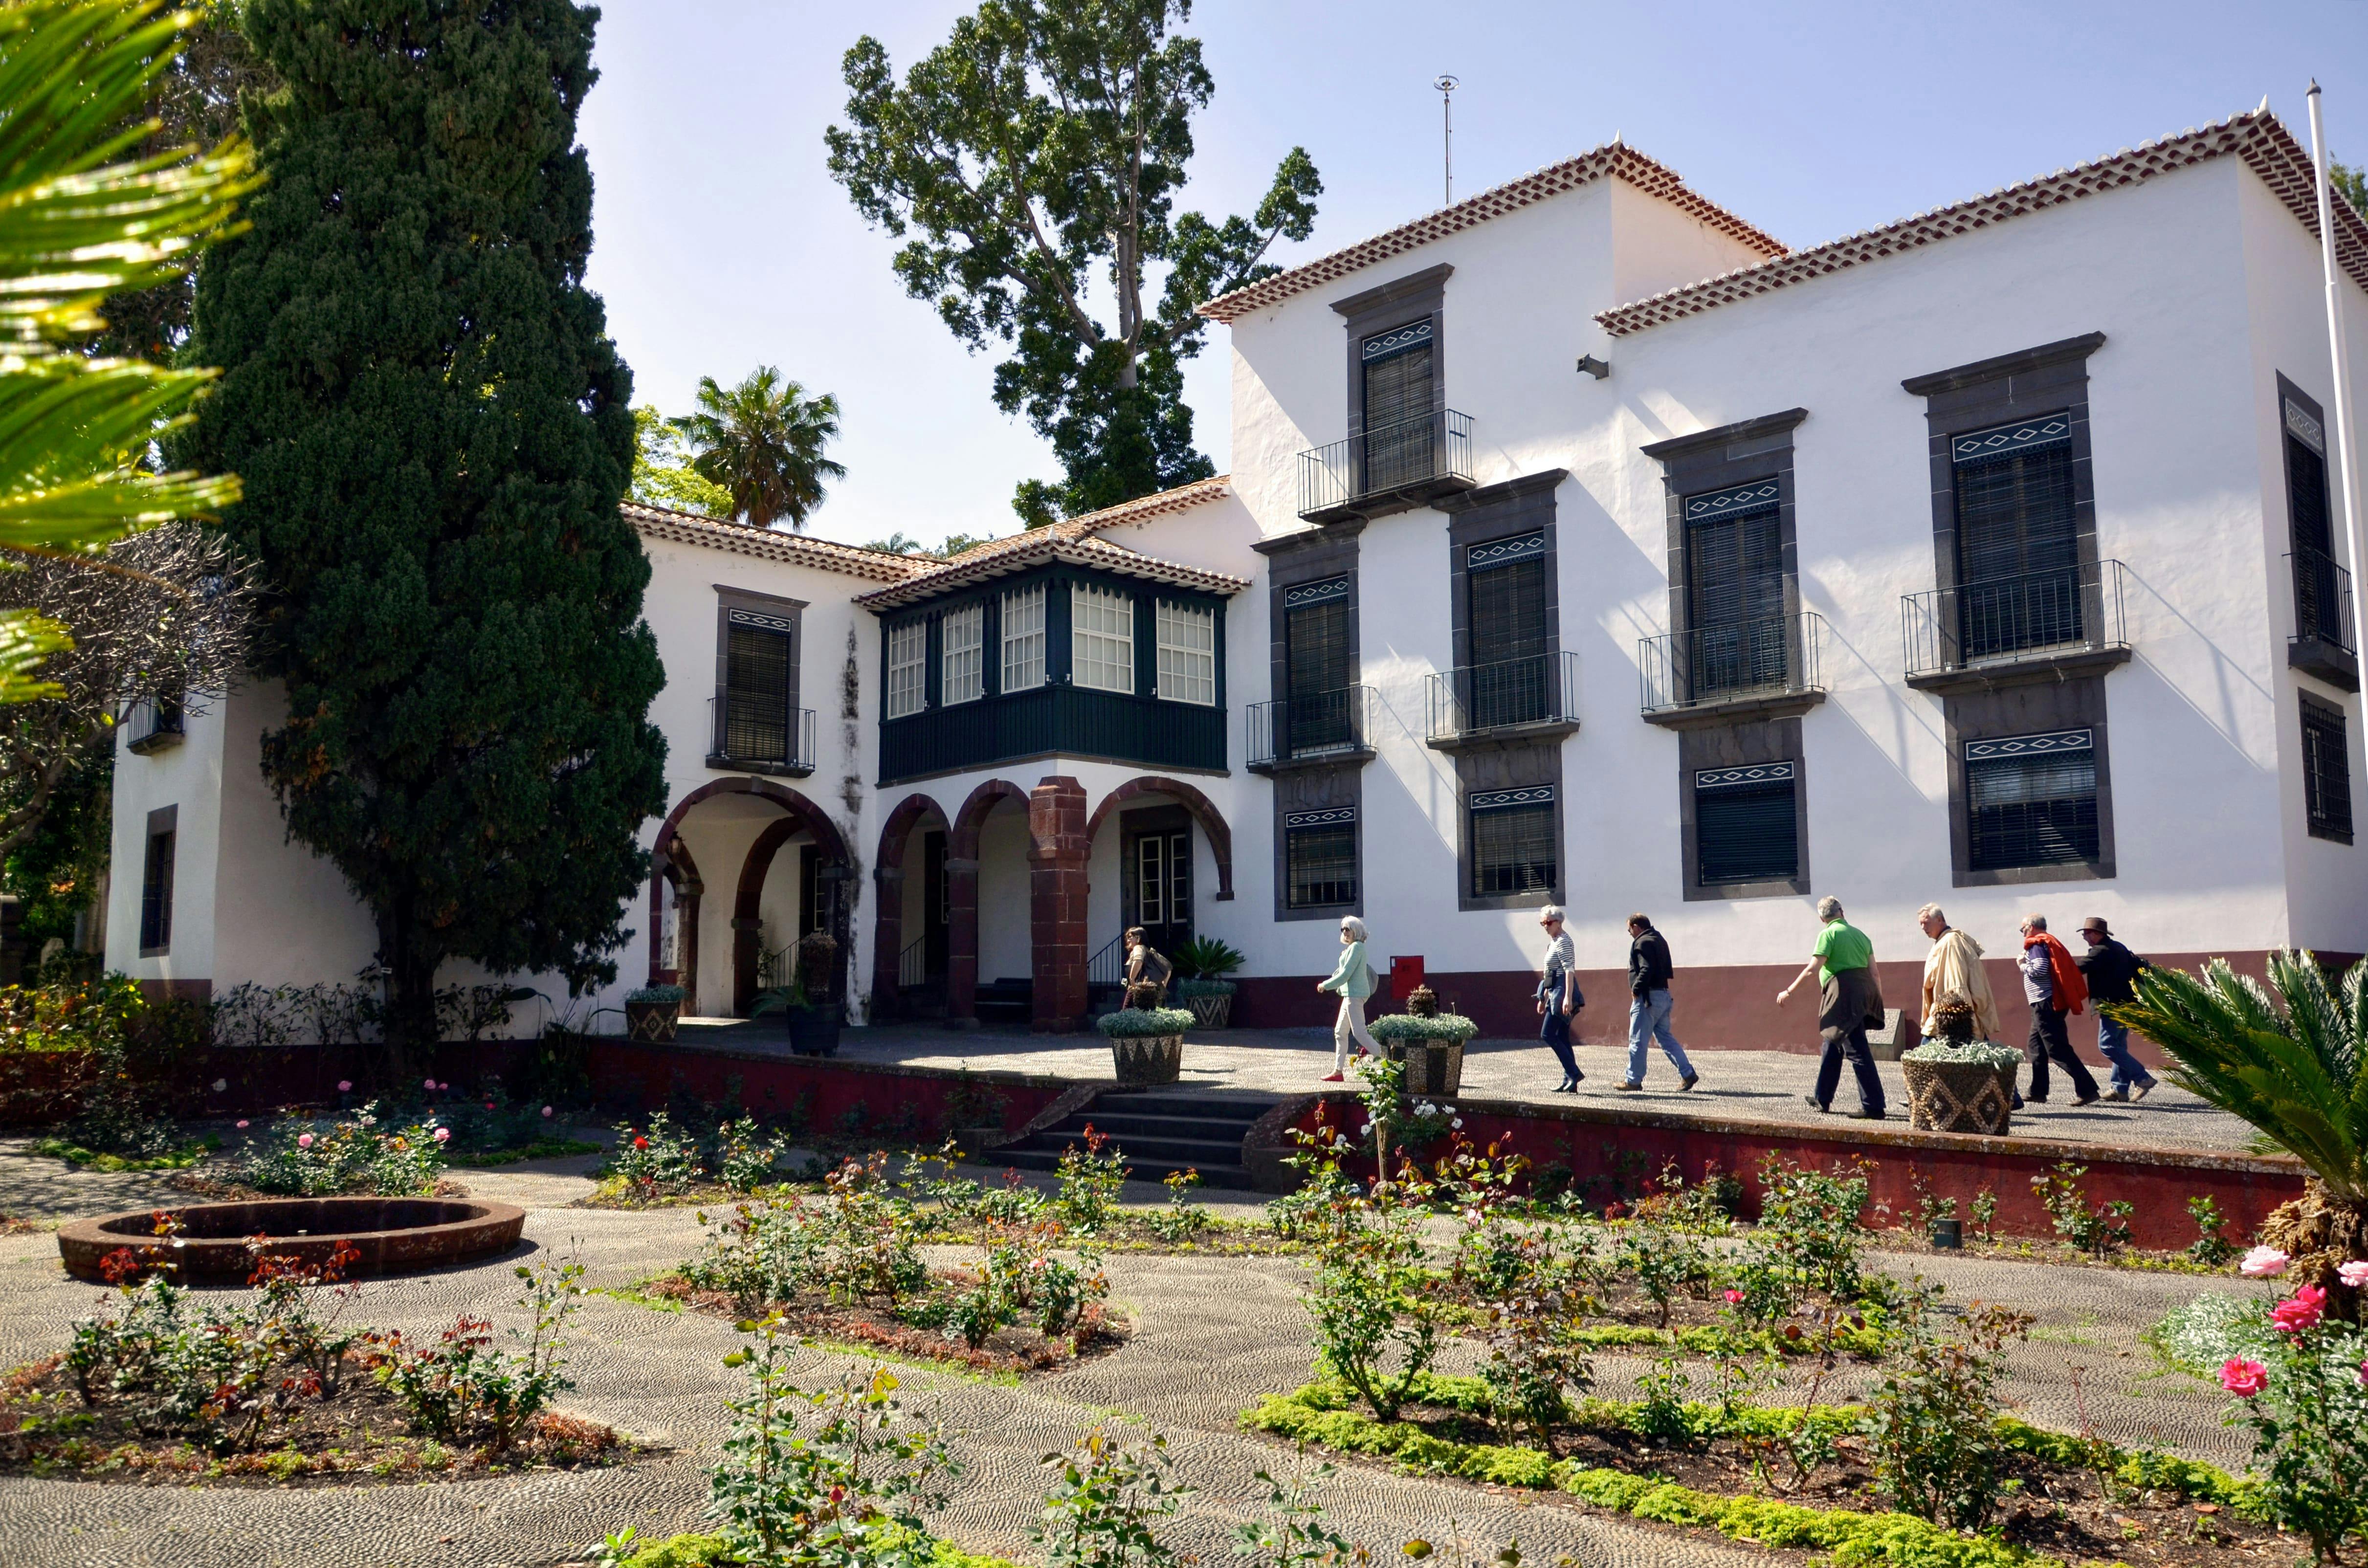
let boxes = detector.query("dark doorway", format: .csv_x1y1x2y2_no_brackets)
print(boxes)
922,830,949,980
1120,805,1194,962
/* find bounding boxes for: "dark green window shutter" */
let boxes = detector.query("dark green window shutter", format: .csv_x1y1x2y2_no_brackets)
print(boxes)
1965,729,2099,870
1694,763,1798,884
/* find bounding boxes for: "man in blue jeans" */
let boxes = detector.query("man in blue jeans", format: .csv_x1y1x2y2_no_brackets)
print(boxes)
2077,917,2160,1101
1618,912,1699,1092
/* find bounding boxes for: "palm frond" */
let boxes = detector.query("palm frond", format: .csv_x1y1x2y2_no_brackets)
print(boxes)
0,354,239,550
0,607,70,702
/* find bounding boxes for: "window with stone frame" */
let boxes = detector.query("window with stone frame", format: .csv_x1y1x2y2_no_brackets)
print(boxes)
1284,810,1358,908
1469,788,1556,897
138,812,175,954
1965,729,2099,871
1950,415,2083,659
1694,762,1799,885
2302,695,2355,844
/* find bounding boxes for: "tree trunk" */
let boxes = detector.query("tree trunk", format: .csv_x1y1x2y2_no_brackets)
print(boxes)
373,904,439,1090
2258,1177,2368,1322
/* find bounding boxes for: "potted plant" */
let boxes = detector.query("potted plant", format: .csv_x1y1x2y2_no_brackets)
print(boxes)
1172,936,1246,1029
623,984,684,1044
1901,994,2018,1134
1094,1004,1194,1086
750,936,842,1057
1367,985,1478,1097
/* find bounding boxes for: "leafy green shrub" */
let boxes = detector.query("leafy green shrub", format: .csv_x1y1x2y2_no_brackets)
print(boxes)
611,1111,706,1197
1172,936,1246,981
1053,1126,1130,1234
1737,1155,1875,1314
1366,1013,1479,1044
2187,1195,2239,1267
2031,1161,2134,1260
1861,1294,2032,1529
1898,1040,2021,1067
717,1116,790,1193
364,1258,583,1453
1148,1169,1211,1244
1093,1007,1193,1038
1032,1424,1190,1568
1174,977,1236,999
231,1103,448,1196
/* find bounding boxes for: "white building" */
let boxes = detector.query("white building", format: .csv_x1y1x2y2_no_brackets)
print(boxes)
107,106,2368,1046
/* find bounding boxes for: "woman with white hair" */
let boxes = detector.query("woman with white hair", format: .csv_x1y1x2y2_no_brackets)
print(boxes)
1316,915,1378,1082
1534,905,1584,1092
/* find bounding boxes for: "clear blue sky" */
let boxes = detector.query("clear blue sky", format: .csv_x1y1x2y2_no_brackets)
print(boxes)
579,0,2368,553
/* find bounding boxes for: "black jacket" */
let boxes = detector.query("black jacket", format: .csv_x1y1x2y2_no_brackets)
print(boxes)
2076,937,2148,1004
1629,928,1674,996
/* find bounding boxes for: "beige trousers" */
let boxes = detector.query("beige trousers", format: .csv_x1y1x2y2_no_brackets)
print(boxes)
1332,994,1378,1072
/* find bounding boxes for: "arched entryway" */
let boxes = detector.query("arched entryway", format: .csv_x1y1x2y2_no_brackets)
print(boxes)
649,778,855,1017
945,779,1030,1025
869,792,952,1021
1081,776,1236,1009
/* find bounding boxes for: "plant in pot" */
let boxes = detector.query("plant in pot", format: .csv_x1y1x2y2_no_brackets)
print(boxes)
750,932,842,1056
1366,984,1478,1097
1094,1001,1195,1087
1173,936,1245,1029
623,984,684,1044
1901,994,2020,1134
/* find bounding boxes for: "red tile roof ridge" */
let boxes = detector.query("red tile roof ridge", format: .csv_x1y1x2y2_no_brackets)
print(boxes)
855,527,1248,611
1596,108,2368,337
934,474,1233,566
1196,142,1785,324
621,502,931,582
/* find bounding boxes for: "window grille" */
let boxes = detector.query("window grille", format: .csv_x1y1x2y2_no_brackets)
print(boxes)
1467,534,1549,727
1694,762,1798,885
1284,808,1357,908
2286,398,2342,645
1286,587,1354,752
1362,320,1436,490
941,604,983,705
1684,482,1786,695
2302,698,2354,843
139,829,175,952
1155,600,1216,705
1071,584,1134,693
1951,415,2082,659
1965,729,2099,870
1470,787,1556,897
1001,583,1046,691
724,618,794,759
885,619,928,719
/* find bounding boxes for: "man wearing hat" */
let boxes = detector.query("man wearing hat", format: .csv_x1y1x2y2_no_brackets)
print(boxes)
2076,917,2159,1102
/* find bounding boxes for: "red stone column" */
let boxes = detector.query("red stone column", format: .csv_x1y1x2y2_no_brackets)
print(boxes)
868,866,905,1022
944,856,980,1025
1028,775,1090,1032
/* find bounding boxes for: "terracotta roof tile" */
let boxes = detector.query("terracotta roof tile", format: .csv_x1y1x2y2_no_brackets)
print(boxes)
1196,143,1785,323
1596,109,2368,337
856,527,1248,612
933,475,1233,567
622,502,930,583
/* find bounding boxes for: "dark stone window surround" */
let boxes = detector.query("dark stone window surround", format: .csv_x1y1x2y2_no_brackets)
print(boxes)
139,803,177,958
1678,718,1811,902
1943,676,2117,887
1457,753,1565,913
1332,263,1452,446
2301,690,2356,845
1256,523,1367,921
713,584,806,722
2277,372,2361,693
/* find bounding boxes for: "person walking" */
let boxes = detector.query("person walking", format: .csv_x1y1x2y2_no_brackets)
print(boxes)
1777,896,1885,1119
2018,913,2101,1106
1619,913,1698,1091
1534,904,1585,1092
2077,917,2159,1101
1317,915,1377,1082
1915,904,2002,1043
1123,926,1173,1003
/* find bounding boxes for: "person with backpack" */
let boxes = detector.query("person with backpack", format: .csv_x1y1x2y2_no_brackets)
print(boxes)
1123,926,1173,1005
1317,915,1378,1082
2077,916,2159,1101
2018,913,2100,1106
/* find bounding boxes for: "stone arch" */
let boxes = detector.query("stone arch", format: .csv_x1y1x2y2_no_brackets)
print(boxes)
1083,775,1235,902
870,792,952,1018
950,778,1030,859
647,832,706,1008
648,777,854,1016
943,778,1031,1023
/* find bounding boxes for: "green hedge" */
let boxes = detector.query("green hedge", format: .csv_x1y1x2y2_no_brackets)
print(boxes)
1094,1007,1194,1037
1366,1013,1478,1043
609,1533,1019,1568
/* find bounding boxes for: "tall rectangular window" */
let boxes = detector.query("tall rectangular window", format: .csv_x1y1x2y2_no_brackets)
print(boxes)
1155,600,1216,705
1694,762,1799,885
1284,577,1354,754
2285,396,2344,647
884,620,927,719
1071,583,1134,693
1951,415,2082,659
2303,697,2354,843
138,819,175,954
1465,532,1549,726
1361,319,1436,490
1469,787,1556,897
1684,481,1786,696
723,612,794,763
1966,729,2099,871
1284,809,1357,908
941,604,983,705
1000,583,1046,692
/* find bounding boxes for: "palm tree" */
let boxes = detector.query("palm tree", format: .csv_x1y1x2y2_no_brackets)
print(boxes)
672,368,845,531
0,0,256,700
2110,952,2368,1310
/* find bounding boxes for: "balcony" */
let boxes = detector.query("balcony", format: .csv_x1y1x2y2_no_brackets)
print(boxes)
2288,548,2360,692
126,696,185,756
1425,651,1581,750
1901,559,2130,693
1296,409,1475,525
1638,613,1827,728
1246,685,1376,773
708,696,816,777
879,685,1225,783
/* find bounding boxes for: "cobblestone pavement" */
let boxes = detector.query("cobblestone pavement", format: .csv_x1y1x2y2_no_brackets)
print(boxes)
0,1147,2252,1568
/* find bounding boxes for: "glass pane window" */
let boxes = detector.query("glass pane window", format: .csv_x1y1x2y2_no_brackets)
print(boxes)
1951,416,2082,659
941,604,983,705
2303,699,2354,843
1071,583,1134,693
1470,790,1556,897
1137,836,1167,925
1156,600,1216,705
1694,763,1797,885
139,828,175,952
1284,817,1357,908
1965,730,2099,870
1001,584,1046,692
885,620,927,719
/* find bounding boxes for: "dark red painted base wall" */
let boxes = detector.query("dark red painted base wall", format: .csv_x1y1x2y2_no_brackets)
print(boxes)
582,1040,1074,1139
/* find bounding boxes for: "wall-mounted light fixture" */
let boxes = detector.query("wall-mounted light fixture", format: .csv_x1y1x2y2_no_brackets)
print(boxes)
1575,355,1610,380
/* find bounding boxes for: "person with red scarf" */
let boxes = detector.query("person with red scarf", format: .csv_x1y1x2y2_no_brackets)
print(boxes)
2017,913,2100,1106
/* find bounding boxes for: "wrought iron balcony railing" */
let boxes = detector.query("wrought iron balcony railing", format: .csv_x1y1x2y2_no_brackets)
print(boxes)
708,695,816,775
1639,612,1826,716
1246,685,1375,769
1296,409,1474,523
2290,548,2357,654
1426,651,1580,740
126,695,185,755
1901,559,2127,681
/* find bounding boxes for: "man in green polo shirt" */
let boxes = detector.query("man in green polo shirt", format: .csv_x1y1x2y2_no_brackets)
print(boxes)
1777,896,1886,1120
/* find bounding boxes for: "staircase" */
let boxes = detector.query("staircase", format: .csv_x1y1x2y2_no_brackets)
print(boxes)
991,1091,1277,1190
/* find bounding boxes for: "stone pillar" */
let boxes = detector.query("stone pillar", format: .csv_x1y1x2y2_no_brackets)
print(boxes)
1028,775,1090,1032
869,866,905,1021
944,856,980,1027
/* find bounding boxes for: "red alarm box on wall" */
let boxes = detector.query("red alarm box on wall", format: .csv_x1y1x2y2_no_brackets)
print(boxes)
1390,955,1425,1000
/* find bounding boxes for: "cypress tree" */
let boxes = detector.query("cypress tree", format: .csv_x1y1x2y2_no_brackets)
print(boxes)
183,0,667,1073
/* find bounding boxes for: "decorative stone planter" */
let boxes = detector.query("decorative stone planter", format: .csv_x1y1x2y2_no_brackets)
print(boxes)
625,998,680,1044
1182,989,1234,1029
1384,1038,1467,1097
786,1009,841,1057
59,1196,527,1282
1903,1058,2015,1135
1108,1033,1184,1086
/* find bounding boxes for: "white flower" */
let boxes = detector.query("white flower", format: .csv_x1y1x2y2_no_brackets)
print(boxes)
1451,1118,1464,1129
2240,1246,2291,1278
211,1079,227,1093
2341,1260,2368,1290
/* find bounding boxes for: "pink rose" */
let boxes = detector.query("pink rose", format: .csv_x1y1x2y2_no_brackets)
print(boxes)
541,1106,553,1117
433,1127,451,1143
297,1133,314,1149
235,1120,249,1130
1723,1289,1744,1305
2240,1246,2290,1278
337,1080,353,1092
2272,1284,2327,1335
2339,1261,2368,1290
2219,1357,2268,1397
424,1077,437,1089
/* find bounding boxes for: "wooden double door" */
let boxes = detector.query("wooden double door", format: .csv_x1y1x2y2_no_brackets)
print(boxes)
1121,805,1194,961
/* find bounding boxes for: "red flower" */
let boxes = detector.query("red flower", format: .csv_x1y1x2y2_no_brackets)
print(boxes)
2272,1284,2328,1334
633,1136,650,1150
2220,1356,2268,1397
1723,1289,1744,1305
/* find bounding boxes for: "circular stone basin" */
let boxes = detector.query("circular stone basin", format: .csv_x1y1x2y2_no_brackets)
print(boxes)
58,1197,527,1282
